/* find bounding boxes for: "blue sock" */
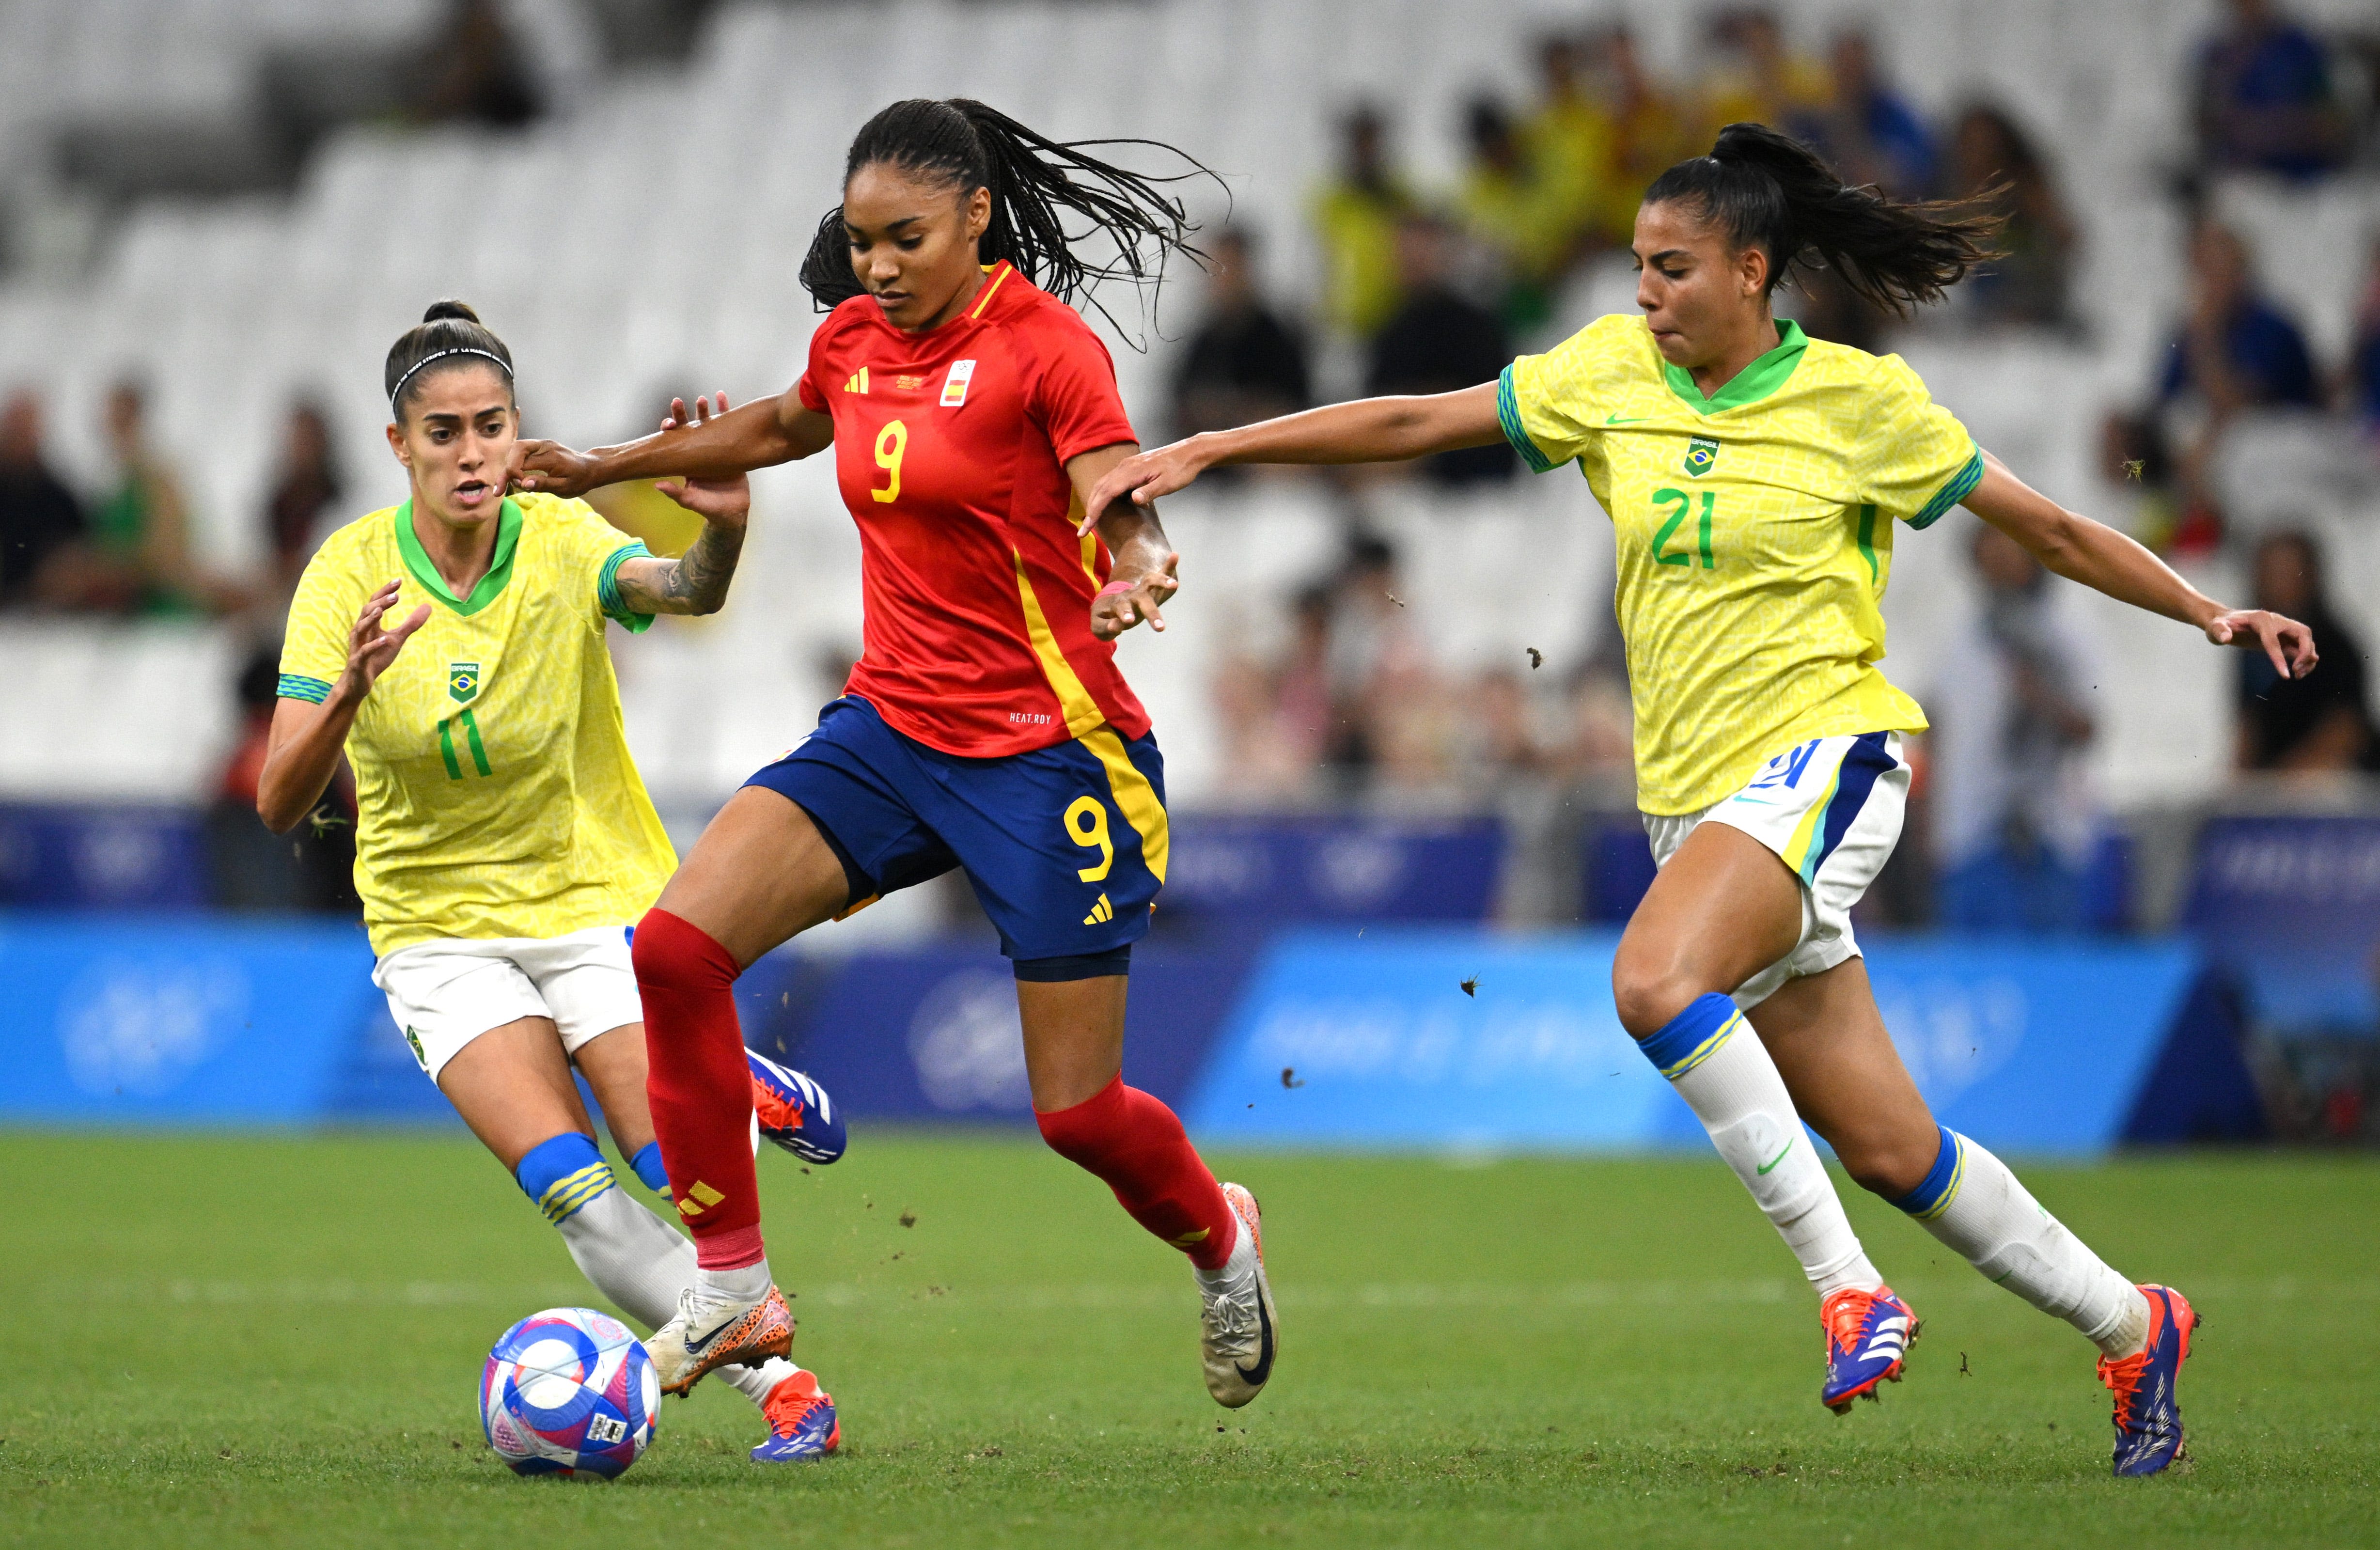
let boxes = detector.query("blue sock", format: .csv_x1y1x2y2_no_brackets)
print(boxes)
515,1132,617,1225
1890,1126,1966,1220
626,1140,670,1195
1633,991,1745,1080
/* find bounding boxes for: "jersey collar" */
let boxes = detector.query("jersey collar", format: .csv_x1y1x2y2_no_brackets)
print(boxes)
396,496,521,615
1660,318,1809,416
856,261,1020,344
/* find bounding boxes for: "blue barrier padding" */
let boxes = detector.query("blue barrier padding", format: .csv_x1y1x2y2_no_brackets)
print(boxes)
741,937,1257,1122
0,806,210,909
1163,814,1503,923
1183,929,2223,1154
2185,815,2380,1033
0,913,385,1123
0,917,2251,1151
2120,970,2266,1143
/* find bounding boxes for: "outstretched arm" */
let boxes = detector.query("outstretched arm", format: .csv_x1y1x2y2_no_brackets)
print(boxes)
1081,382,1503,531
514,380,835,498
1067,442,1179,641
608,395,751,617
1964,450,2316,678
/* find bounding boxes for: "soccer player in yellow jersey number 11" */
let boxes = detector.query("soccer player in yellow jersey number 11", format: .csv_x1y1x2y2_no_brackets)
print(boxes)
1088,122,2317,1478
255,301,845,1462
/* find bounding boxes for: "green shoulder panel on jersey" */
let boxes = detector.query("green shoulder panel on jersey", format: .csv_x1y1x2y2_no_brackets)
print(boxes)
596,540,656,632
1497,364,1560,474
1910,446,1986,530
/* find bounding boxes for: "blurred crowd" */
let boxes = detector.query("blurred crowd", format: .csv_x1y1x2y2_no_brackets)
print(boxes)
1169,0,2380,932
0,384,343,618
7,0,2380,940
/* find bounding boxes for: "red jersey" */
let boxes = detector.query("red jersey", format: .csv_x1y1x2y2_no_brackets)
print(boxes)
798,262,1150,757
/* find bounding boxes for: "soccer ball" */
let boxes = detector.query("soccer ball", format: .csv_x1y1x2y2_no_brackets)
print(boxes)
480,1308,658,1478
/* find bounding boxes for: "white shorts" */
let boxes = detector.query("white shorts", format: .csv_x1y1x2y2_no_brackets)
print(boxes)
373,924,643,1083
1643,731,1910,1009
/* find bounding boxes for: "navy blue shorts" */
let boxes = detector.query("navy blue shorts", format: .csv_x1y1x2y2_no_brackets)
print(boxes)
745,696,1168,969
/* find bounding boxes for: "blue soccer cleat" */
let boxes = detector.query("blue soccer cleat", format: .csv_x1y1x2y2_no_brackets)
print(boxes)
2099,1284,2196,1476
748,1049,846,1165
752,1370,840,1462
1820,1284,1917,1413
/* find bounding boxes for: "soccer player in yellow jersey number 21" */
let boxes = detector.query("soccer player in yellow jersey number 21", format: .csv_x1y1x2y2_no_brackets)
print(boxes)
1089,123,2318,1478
256,301,845,1462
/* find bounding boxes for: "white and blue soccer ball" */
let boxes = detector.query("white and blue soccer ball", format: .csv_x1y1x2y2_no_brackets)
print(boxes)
480,1307,658,1479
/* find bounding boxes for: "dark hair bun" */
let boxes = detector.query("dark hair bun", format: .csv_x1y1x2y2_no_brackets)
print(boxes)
423,298,481,325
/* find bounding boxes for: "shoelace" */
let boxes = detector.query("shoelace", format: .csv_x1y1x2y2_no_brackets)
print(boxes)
1823,1291,1879,1358
1201,1270,1259,1340
2097,1349,2149,1431
767,1390,828,1435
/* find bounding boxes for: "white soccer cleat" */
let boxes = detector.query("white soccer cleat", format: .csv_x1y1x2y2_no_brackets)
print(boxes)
1198,1183,1277,1409
644,1284,795,1398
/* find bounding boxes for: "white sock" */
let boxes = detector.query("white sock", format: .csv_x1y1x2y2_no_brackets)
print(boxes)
1898,1128,2149,1356
1641,994,1881,1298
558,1183,704,1330
693,1258,773,1310
717,1357,803,1406
1193,1220,1257,1293
555,1186,794,1406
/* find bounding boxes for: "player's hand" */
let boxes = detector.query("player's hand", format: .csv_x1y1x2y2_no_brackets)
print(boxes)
1080,439,1208,536
654,393,750,531
1090,551,1179,640
2207,607,2317,679
511,437,600,498
338,580,430,701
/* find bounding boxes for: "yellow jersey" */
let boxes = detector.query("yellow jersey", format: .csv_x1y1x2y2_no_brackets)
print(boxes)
278,493,676,953
1499,313,1982,814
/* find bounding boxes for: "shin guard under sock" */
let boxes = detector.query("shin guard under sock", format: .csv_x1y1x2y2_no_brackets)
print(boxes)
1036,1075,1238,1270
515,1134,804,1407
1637,993,1882,1297
632,908,764,1270
1895,1126,2149,1355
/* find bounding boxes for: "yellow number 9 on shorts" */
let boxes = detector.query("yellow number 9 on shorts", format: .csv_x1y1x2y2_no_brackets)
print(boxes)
1065,795,1113,881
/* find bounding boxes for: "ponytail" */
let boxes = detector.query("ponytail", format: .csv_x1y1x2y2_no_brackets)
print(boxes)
1644,122,2001,314
384,299,515,420
799,97,1218,333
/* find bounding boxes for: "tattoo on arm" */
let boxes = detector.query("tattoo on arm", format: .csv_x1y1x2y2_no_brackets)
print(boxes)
616,523,746,616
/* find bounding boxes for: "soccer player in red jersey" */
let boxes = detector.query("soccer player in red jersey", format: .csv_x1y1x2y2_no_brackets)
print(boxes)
513,98,1276,1412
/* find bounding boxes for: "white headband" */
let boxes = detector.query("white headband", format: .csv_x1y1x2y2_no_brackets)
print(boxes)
389,346,511,407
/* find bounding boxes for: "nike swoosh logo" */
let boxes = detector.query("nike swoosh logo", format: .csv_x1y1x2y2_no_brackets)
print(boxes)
1756,1140,1793,1174
1605,414,1647,424
1235,1293,1275,1388
683,1314,741,1356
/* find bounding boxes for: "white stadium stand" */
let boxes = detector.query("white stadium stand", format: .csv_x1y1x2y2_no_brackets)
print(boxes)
0,0,2377,818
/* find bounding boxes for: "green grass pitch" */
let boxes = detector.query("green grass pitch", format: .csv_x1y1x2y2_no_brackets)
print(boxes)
1,1132,2374,1548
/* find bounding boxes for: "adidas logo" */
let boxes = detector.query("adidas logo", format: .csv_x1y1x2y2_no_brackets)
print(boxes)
674,1179,727,1219
1082,892,1113,925
843,367,870,393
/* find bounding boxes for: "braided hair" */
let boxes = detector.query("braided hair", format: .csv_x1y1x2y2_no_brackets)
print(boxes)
1644,122,2003,314
799,98,1217,335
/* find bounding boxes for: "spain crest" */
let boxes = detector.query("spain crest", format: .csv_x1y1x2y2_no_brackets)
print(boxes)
448,661,481,704
1685,436,1720,477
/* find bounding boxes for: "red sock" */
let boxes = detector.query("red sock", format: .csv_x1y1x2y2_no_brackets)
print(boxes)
1036,1076,1238,1270
633,908,764,1270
